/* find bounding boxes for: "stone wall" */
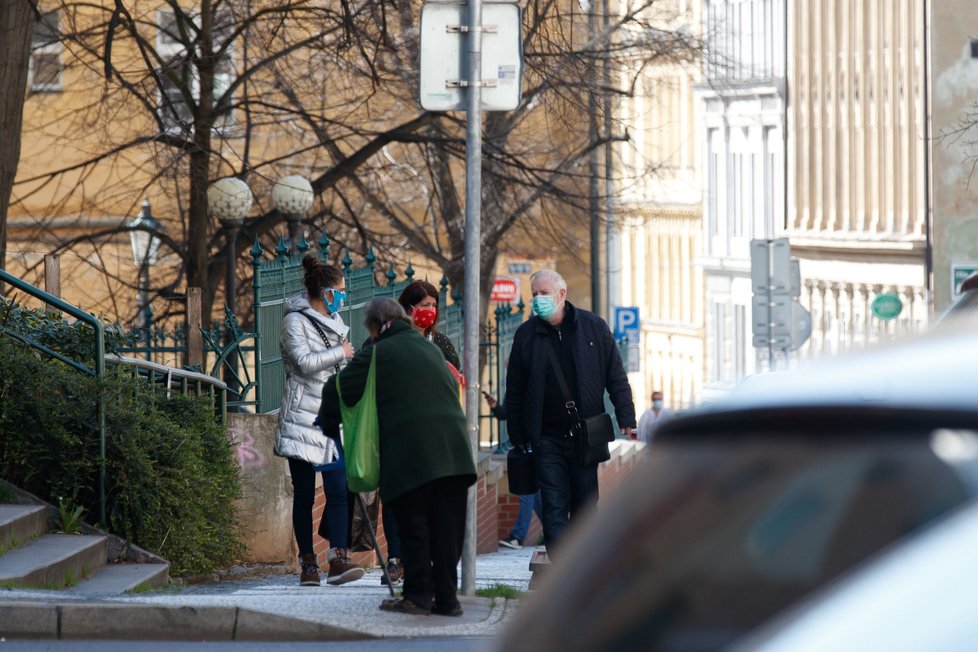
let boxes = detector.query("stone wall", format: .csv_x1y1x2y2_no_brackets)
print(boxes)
226,413,646,568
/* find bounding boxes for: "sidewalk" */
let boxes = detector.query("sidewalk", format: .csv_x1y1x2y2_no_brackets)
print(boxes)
0,546,536,641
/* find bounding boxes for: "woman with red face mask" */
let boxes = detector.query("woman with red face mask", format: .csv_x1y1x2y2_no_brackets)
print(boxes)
397,280,461,371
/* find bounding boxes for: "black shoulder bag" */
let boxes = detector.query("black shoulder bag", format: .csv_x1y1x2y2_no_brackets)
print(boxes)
300,311,343,374
544,338,615,466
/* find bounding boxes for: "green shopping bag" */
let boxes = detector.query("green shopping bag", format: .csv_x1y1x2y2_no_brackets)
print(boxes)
337,346,380,492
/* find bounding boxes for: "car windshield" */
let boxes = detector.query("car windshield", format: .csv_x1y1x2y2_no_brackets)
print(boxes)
545,430,974,652
938,290,978,323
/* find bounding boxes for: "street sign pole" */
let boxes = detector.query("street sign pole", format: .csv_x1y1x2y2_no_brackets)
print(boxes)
461,0,483,598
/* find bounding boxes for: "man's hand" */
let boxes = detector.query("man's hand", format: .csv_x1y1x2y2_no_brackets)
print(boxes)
622,427,636,441
483,393,498,409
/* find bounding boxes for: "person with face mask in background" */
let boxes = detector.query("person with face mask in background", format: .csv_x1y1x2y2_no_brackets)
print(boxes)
398,280,461,371
356,280,464,589
637,390,676,445
505,269,636,557
274,255,364,587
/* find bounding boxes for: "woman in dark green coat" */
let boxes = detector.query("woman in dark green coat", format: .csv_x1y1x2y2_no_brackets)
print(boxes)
321,297,476,616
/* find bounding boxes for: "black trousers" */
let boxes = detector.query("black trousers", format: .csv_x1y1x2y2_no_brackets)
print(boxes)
388,475,469,610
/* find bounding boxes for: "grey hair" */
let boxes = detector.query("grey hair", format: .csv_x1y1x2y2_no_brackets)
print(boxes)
363,297,408,332
530,269,567,292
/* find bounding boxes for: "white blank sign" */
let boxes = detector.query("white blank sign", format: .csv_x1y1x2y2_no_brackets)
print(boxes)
419,2,523,112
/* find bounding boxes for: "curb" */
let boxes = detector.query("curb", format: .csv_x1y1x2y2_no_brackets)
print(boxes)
0,601,375,641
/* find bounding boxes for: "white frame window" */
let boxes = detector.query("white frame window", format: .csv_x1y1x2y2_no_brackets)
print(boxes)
156,9,235,134
29,10,62,92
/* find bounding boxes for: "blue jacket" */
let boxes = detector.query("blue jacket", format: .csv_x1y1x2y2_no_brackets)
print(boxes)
505,302,636,447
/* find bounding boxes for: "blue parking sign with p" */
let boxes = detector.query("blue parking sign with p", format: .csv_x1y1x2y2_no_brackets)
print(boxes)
613,307,640,340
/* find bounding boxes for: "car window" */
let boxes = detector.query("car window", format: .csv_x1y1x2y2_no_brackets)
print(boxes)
514,433,972,652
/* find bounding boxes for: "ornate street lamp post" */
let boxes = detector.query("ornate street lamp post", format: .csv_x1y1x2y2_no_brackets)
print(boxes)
272,175,314,255
128,198,164,361
207,177,253,310
208,178,253,405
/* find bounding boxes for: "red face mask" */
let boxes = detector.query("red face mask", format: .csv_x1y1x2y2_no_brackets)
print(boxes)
412,306,438,329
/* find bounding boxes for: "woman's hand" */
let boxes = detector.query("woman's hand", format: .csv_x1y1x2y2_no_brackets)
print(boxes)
341,341,355,359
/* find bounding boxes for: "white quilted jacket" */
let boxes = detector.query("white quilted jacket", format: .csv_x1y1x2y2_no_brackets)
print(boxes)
273,293,350,466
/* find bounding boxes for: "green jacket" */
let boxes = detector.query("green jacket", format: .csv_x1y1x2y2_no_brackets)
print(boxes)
320,319,476,503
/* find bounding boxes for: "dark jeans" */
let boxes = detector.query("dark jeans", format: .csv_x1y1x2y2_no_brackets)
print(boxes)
382,503,402,559
288,458,349,555
389,475,469,611
534,436,599,556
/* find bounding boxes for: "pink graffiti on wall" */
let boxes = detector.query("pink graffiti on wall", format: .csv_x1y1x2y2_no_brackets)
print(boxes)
229,427,266,471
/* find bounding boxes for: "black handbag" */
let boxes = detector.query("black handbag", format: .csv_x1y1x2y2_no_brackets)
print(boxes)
545,339,614,466
506,446,538,495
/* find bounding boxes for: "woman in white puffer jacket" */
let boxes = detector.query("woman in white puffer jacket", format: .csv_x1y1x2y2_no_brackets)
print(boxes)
274,255,363,588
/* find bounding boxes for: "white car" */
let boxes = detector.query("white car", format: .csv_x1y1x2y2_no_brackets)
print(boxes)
497,321,978,652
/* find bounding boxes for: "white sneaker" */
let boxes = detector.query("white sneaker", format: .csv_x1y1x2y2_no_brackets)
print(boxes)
499,537,522,550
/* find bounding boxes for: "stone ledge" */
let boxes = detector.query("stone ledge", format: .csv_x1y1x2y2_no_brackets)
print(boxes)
0,602,373,641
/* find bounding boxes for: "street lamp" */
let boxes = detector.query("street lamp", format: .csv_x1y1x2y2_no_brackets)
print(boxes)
207,177,253,309
128,198,164,361
272,175,314,254
207,177,253,408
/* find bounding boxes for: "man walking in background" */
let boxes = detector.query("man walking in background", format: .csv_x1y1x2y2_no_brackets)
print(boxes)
505,269,635,556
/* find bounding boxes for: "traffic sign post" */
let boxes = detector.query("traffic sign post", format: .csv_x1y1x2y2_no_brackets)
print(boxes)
750,238,811,365
613,306,640,341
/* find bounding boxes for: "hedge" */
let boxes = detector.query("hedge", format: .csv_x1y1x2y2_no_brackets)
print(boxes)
0,304,243,576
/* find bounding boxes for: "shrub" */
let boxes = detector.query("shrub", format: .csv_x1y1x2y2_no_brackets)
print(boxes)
0,305,242,576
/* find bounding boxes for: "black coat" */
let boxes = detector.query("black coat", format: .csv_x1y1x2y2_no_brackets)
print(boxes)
504,302,636,447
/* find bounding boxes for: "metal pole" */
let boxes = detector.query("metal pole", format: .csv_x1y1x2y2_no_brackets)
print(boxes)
461,0,484,597
588,3,601,313
287,214,301,255
602,0,618,322
142,266,152,362
224,221,241,400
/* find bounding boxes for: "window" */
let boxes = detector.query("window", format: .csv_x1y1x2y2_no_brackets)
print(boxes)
29,10,62,92
971,39,978,59
156,9,235,134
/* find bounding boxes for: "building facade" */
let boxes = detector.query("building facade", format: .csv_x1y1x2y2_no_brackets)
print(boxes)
616,0,704,412
787,0,929,357
698,0,787,396
929,0,978,312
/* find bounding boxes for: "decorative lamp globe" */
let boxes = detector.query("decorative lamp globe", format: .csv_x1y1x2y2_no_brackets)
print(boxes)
128,199,164,267
272,175,314,215
207,177,253,225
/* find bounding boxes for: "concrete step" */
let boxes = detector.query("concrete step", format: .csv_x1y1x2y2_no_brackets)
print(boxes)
64,562,170,596
0,504,48,552
0,534,107,589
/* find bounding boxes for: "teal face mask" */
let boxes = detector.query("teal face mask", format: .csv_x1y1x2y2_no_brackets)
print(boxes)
324,288,346,313
532,295,557,319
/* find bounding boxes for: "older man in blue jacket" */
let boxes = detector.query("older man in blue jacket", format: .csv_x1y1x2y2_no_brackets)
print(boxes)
505,269,635,556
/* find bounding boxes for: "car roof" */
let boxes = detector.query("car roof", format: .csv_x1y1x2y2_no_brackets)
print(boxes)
679,319,978,419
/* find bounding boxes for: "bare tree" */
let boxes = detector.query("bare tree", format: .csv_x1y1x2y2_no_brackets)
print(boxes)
12,0,702,325
0,1,38,277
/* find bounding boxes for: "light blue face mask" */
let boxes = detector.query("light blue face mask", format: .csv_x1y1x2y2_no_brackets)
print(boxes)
324,288,346,313
532,295,557,319
652,400,663,410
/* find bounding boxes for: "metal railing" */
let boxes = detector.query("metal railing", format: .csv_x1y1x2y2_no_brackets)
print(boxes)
0,268,108,526
105,354,229,422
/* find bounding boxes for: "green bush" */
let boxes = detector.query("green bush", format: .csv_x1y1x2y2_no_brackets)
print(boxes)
0,307,242,576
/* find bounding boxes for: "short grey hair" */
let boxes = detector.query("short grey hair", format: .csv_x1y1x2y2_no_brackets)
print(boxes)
363,297,408,332
530,269,567,292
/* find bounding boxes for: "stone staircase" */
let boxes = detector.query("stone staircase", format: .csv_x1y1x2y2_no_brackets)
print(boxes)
0,503,169,595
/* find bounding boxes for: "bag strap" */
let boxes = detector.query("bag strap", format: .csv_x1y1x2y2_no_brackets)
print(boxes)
300,311,342,373
544,337,579,421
